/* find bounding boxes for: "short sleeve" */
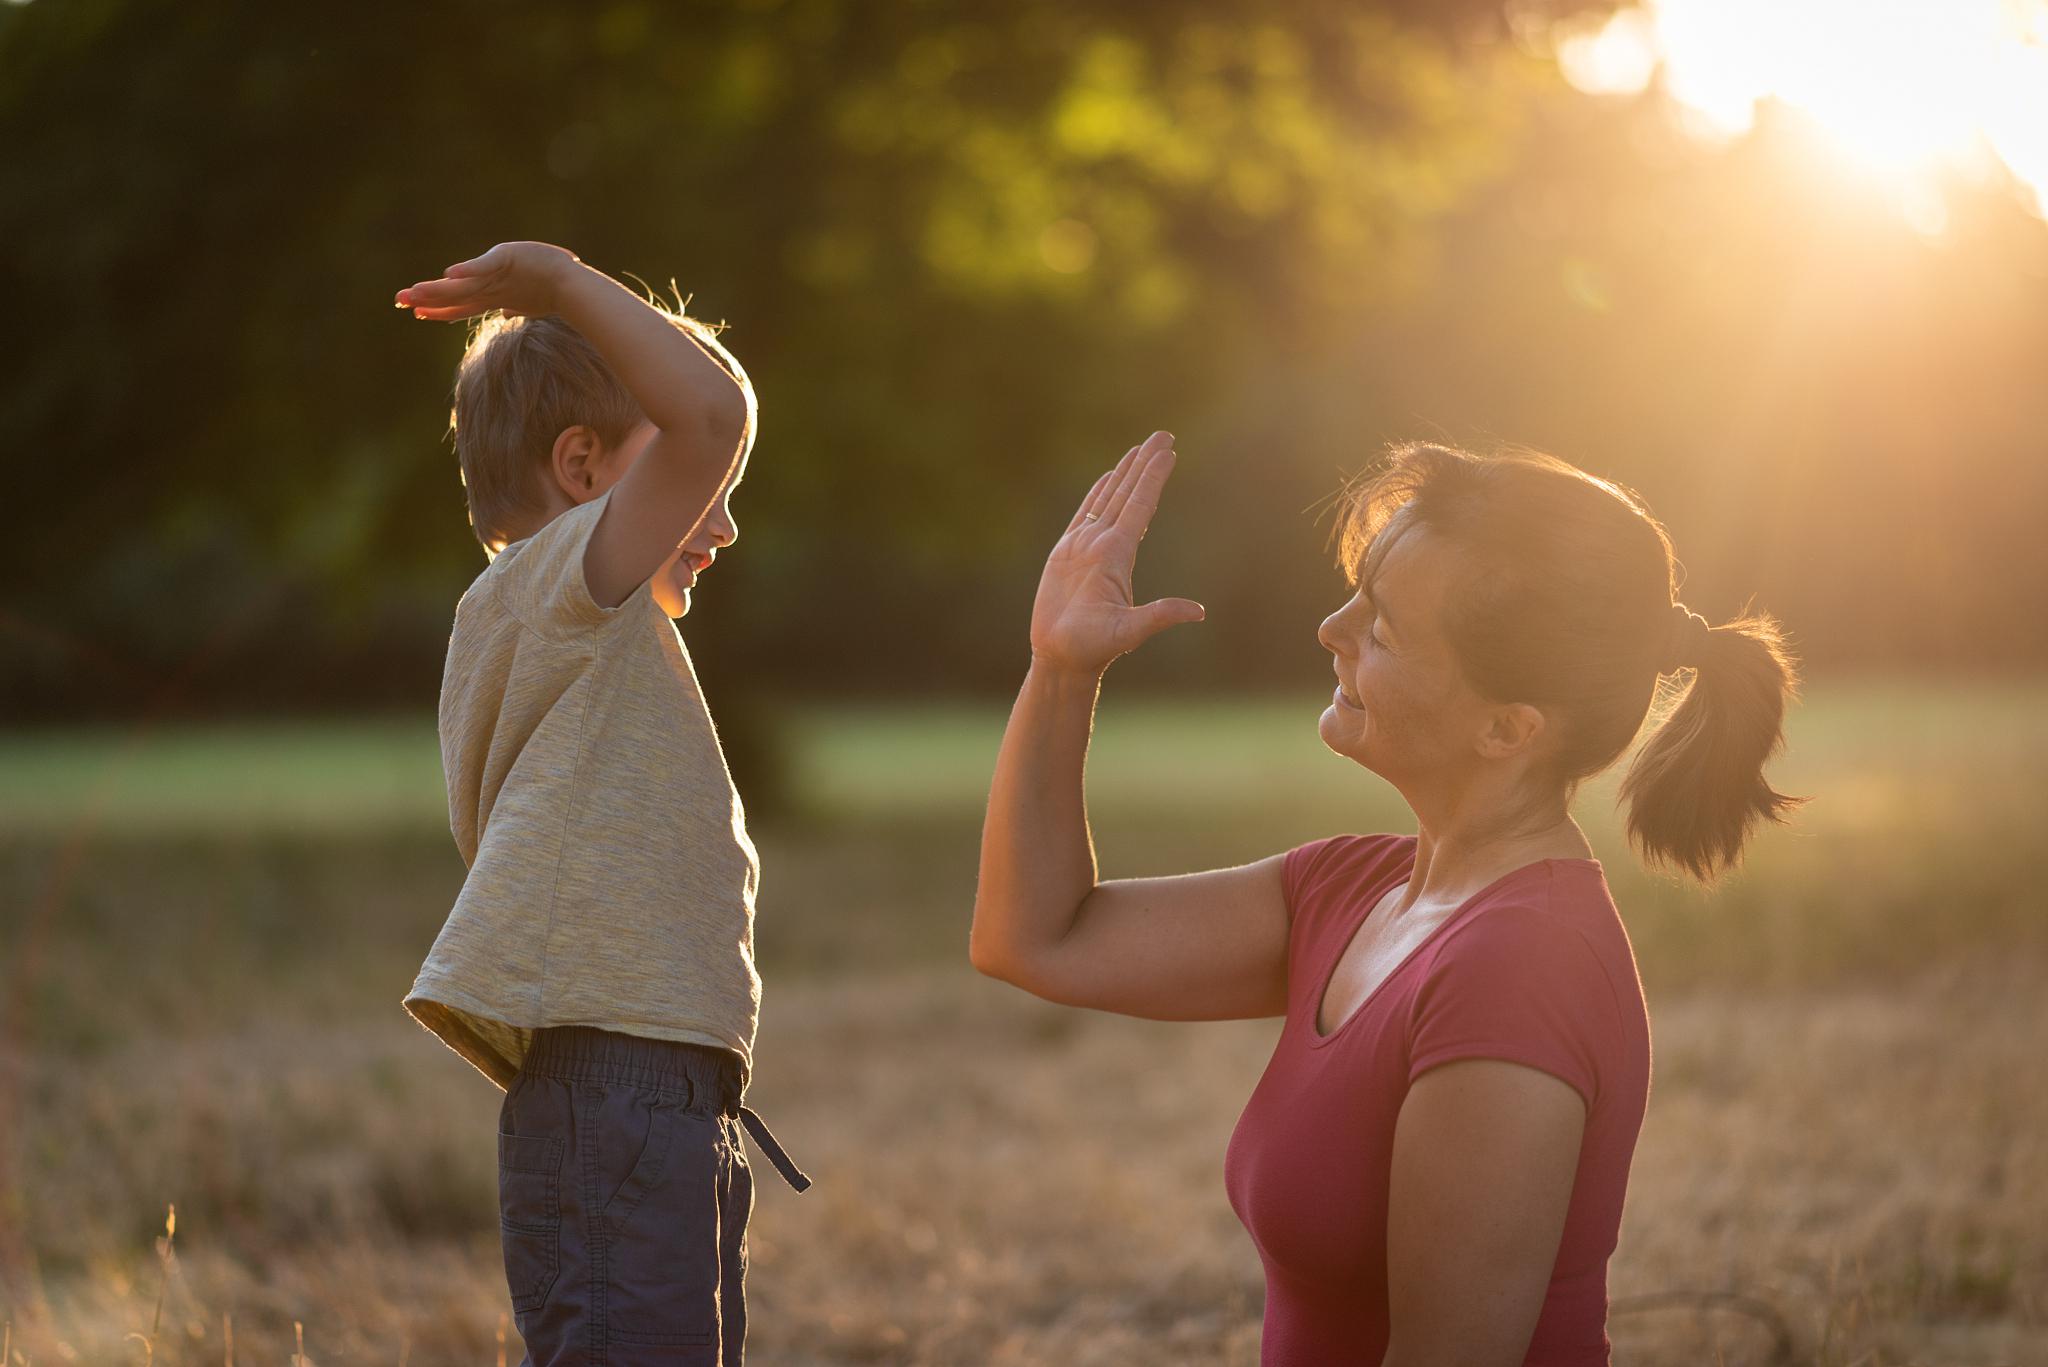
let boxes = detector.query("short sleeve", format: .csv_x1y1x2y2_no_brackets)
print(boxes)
1280,836,1352,923
1280,833,1413,927
496,490,650,638
1406,903,1619,1109
1280,833,1415,1000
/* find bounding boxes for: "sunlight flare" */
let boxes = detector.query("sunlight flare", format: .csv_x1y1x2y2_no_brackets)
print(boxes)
1556,0,2048,217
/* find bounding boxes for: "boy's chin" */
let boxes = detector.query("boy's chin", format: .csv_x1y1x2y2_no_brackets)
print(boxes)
654,576,693,617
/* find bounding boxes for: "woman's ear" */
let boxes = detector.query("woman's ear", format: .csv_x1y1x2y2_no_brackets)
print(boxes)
550,425,605,503
1475,702,1547,761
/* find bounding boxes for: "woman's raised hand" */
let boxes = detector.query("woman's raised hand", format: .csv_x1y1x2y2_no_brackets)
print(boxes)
1030,431,1206,677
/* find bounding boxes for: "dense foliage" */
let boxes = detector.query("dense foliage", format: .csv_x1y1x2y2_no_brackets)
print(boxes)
3,0,2043,721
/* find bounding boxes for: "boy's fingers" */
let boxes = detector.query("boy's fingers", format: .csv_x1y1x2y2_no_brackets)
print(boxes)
407,276,491,303
446,246,508,278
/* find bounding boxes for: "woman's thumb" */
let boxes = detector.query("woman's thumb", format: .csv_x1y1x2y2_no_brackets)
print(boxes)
1137,597,1206,638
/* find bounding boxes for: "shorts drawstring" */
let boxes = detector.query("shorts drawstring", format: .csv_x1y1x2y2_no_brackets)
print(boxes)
737,1105,811,1193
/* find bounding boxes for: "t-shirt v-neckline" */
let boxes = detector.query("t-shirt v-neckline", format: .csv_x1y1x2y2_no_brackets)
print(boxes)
1306,846,1589,1047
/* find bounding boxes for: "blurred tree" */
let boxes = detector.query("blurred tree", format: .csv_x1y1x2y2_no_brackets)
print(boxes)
0,0,1537,716
2,0,2043,725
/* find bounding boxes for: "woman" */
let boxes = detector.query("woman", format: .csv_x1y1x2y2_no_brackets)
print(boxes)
969,432,1800,1365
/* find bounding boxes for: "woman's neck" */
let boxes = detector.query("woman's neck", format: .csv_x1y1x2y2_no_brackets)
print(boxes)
1402,795,1592,912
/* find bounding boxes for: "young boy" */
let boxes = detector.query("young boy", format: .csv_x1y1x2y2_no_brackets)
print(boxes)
395,241,807,1367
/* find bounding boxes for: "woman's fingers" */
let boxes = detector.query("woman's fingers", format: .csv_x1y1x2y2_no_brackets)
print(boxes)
1103,433,1174,529
1113,450,1174,538
1134,596,1207,640
1066,469,1117,534
1068,446,1138,532
1058,431,1174,544
1085,433,1165,525
1085,444,1142,521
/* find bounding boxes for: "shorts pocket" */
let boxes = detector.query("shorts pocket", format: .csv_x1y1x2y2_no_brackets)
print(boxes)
605,1107,720,1347
499,1130,565,1314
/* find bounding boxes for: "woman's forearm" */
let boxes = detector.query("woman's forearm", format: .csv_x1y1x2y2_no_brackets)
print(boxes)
972,432,1203,989
969,659,1105,980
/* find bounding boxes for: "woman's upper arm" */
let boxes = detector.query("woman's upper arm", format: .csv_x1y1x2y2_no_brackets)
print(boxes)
1383,1059,1587,1367
1011,853,1293,1020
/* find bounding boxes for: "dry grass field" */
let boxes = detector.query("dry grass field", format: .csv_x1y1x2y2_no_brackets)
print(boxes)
2,680,2044,1365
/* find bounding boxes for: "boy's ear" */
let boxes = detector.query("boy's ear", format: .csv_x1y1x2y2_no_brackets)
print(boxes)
550,425,606,504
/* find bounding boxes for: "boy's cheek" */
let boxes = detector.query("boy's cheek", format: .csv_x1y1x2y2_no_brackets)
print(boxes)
653,550,690,612
663,565,694,616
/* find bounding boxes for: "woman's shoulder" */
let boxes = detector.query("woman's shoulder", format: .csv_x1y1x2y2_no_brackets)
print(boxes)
1427,861,1643,1015
1408,862,1648,1106
1285,831,1414,889
1436,859,1619,946
1282,833,1417,931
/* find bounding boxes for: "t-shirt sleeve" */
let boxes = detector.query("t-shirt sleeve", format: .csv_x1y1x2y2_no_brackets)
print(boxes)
1280,836,1351,924
499,490,650,636
1406,903,1619,1109
1280,834,1411,979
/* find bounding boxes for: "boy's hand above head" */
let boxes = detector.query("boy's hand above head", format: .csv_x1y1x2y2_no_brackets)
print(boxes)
397,241,578,322
403,241,757,619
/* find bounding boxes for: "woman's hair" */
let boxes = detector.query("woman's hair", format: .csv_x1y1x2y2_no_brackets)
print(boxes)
1338,442,1802,885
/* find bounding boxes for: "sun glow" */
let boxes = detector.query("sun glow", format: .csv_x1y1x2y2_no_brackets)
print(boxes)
1554,0,2048,220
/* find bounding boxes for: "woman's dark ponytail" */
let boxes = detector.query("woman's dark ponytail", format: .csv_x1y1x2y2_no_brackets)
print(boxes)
1618,609,1805,884
1340,443,1806,886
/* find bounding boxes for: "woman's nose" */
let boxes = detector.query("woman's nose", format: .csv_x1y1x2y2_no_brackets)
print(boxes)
1317,609,1345,654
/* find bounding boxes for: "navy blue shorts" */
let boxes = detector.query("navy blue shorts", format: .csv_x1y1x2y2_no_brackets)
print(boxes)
497,1026,808,1367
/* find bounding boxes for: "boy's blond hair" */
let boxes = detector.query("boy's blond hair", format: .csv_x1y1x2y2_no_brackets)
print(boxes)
450,312,641,554
449,306,735,555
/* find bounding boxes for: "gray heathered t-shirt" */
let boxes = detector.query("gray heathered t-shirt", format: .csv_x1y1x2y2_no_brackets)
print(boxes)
404,488,760,1090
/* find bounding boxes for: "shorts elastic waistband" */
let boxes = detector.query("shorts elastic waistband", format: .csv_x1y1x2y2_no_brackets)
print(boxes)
522,1025,741,1111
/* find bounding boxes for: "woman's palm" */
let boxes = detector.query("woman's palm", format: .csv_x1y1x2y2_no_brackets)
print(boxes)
1031,433,1204,674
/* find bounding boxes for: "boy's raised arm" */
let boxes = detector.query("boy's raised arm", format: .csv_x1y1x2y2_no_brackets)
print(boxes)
399,241,754,607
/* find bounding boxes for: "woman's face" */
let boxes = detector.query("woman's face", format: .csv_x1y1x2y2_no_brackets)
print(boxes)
1316,527,1496,788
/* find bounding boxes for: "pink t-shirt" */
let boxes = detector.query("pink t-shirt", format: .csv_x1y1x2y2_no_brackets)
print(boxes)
1223,834,1651,1366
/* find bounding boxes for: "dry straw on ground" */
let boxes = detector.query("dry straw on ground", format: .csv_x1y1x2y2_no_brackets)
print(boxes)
3,689,2043,1363
4,966,2043,1365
